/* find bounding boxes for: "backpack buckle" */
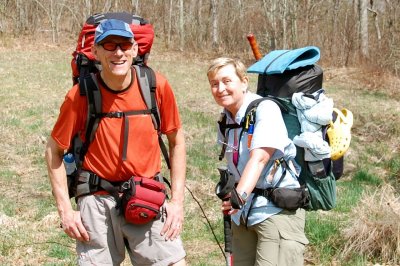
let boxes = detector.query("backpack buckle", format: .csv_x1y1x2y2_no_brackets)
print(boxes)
77,54,89,67
89,173,100,186
105,111,124,118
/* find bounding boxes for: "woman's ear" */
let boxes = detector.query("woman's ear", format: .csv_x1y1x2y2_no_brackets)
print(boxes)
242,76,249,92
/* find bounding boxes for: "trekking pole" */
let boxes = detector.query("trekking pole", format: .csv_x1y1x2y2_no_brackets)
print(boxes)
216,167,236,266
246,34,262,61
222,210,233,266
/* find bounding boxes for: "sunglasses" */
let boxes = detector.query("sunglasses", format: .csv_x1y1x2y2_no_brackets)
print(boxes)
99,42,134,51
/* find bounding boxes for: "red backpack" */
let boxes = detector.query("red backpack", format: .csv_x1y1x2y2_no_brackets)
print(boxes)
71,12,154,84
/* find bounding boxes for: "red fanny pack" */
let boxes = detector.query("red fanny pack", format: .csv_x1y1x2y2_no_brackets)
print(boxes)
121,176,166,225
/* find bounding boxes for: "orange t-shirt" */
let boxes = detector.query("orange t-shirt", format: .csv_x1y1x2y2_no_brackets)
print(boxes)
51,68,181,182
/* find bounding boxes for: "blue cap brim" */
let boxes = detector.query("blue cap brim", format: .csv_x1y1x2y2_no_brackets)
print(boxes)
95,30,133,44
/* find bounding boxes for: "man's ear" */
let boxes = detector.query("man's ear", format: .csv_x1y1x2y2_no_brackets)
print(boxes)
91,45,98,60
132,42,139,56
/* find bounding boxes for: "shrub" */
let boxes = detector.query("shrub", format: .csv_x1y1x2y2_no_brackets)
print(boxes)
341,184,400,264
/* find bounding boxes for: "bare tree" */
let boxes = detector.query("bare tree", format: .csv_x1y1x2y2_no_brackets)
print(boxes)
368,0,382,42
331,0,340,57
262,0,277,50
16,0,28,33
179,0,184,51
360,0,369,58
281,0,288,49
167,0,173,47
210,0,218,50
1,0,400,74
33,0,67,43
132,0,139,13
290,1,298,48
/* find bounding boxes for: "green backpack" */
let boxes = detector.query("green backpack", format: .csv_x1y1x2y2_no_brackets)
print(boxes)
243,94,337,211
218,64,339,211
254,64,339,211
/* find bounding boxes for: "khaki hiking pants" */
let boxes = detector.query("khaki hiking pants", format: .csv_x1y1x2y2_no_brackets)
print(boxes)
232,208,309,266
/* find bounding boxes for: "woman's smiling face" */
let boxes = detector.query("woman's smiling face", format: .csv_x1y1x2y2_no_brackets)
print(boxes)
209,64,248,116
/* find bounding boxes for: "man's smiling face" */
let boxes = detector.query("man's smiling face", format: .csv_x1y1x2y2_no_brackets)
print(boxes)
92,35,138,78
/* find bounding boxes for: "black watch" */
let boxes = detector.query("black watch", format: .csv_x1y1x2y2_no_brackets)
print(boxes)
239,191,248,203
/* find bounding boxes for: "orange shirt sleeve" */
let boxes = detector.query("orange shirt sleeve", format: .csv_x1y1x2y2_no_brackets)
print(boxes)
51,85,87,150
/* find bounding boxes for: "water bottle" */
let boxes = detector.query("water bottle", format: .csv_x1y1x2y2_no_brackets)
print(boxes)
63,153,77,176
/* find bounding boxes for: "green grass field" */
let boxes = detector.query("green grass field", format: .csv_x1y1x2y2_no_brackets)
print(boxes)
0,42,399,265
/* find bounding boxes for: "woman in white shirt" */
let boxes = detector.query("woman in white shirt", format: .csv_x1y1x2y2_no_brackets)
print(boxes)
207,57,308,266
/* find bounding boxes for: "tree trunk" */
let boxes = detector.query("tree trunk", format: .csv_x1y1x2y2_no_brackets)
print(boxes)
360,0,369,58
179,0,184,51
368,1,381,42
136,0,140,14
16,0,27,33
167,0,173,47
238,0,244,20
263,0,277,50
331,0,340,58
282,0,287,49
84,0,91,20
290,1,298,48
211,0,218,50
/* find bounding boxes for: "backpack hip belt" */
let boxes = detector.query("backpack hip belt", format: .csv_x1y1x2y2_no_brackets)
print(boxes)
75,170,168,200
76,170,125,201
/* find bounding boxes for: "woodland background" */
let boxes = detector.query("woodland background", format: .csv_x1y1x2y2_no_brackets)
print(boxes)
0,0,399,75
0,0,400,265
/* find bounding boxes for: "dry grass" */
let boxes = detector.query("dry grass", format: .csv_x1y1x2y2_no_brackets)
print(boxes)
341,184,400,264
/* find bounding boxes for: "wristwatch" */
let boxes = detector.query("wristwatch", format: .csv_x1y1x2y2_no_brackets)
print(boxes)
239,191,248,203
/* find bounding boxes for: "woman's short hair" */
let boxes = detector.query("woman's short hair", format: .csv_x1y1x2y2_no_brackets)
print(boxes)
207,57,247,82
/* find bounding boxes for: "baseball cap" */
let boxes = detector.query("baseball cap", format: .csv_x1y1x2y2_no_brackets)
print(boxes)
94,19,134,44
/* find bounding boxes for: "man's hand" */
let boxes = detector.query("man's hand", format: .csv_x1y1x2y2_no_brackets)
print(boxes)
61,210,90,242
160,200,184,241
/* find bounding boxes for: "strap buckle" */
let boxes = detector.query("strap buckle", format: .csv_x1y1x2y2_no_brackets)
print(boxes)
89,173,99,186
105,111,124,118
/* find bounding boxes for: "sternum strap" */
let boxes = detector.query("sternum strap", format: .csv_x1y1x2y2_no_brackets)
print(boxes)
100,109,152,161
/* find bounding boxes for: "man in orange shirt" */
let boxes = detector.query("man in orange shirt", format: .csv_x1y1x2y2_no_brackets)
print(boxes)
45,19,186,265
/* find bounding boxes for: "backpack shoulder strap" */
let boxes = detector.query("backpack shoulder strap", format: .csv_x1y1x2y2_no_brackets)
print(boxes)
133,65,170,169
77,73,102,164
217,112,243,161
132,65,160,130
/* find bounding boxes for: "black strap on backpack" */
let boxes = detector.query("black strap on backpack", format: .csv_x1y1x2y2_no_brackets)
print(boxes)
217,113,242,161
79,73,102,163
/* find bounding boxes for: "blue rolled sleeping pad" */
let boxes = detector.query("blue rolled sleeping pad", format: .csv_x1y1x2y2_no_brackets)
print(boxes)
247,46,321,74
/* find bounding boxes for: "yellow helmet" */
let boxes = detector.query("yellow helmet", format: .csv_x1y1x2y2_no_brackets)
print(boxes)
327,108,353,160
